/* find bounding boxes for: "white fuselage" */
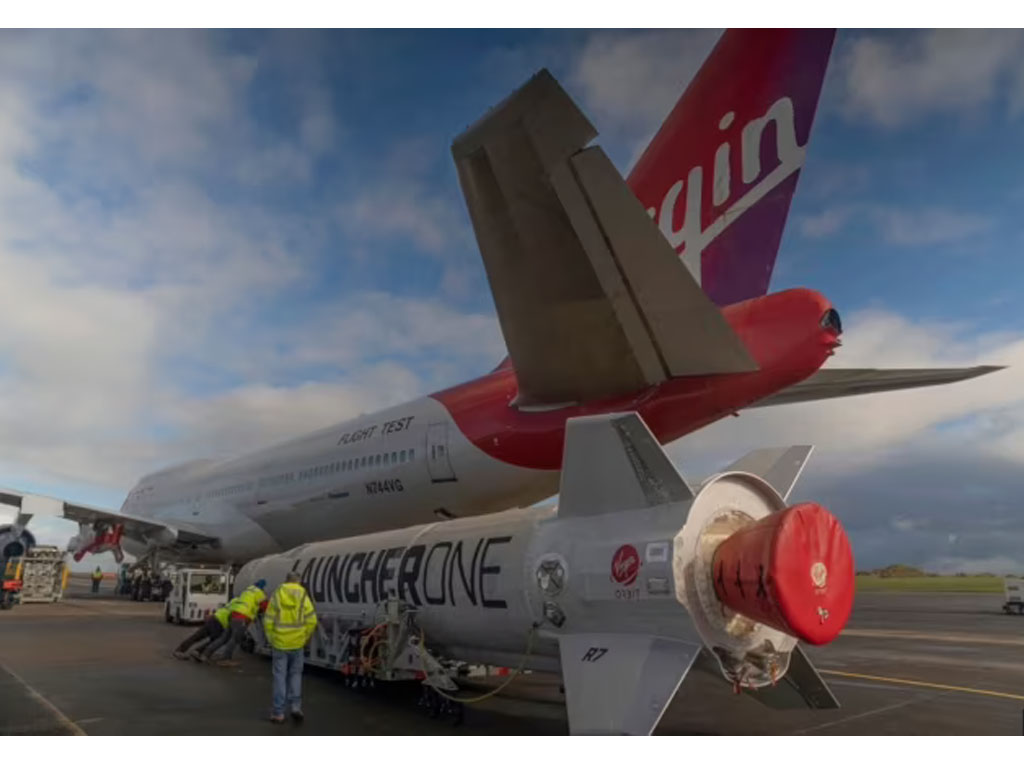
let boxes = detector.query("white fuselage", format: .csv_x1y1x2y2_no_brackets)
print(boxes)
121,397,558,564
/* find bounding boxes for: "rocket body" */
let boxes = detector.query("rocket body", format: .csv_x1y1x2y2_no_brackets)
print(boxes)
237,412,854,735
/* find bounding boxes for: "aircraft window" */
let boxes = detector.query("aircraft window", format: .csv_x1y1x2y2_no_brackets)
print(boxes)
361,457,367,468
391,452,397,464
400,450,406,462
409,449,415,461
437,445,445,456
372,454,378,466
383,454,390,466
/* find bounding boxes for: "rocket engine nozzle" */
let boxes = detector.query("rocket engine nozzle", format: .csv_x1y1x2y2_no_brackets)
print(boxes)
710,502,854,646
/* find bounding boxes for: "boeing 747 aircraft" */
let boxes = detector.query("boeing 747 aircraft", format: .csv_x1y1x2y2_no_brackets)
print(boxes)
0,29,998,566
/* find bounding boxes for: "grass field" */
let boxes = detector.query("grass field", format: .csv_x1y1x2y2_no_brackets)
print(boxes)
855,575,1005,593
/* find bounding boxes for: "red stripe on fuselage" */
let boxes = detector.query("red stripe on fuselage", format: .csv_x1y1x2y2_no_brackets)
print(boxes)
432,289,838,470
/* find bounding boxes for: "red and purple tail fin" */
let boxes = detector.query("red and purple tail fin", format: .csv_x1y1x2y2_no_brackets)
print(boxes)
627,29,835,307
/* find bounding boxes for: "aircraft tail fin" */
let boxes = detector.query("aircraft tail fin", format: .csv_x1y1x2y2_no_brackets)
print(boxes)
627,29,835,307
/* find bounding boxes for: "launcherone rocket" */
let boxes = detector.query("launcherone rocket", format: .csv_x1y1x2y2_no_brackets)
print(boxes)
236,411,854,735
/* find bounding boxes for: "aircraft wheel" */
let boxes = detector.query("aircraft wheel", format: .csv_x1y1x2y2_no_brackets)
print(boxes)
164,605,172,623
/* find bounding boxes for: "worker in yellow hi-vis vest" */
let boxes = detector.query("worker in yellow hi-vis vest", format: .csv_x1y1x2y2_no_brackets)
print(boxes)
263,571,317,724
201,580,267,666
173,604,231,660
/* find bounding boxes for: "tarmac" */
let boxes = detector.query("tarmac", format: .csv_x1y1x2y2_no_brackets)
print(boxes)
2,577,1023,735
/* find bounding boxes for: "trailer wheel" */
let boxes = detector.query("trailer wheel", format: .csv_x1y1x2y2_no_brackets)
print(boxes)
165,604,172,623
451,702,464,728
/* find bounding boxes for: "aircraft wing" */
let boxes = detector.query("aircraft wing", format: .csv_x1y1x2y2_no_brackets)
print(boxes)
452,70,757,407
61,501,215,547
750,366,1003,408
0,487,217,559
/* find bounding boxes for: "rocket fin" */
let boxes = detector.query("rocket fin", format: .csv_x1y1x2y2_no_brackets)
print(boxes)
690,645,839,709
719,445,813,501
558,412,693,518
744,645,839,709
558,632,701,735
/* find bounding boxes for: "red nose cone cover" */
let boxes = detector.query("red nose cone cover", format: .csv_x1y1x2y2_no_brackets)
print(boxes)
711,502,854,645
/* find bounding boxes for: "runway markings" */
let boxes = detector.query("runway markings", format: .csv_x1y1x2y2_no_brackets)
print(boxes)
843,628,1024,647
0,662,86,736
820,669,1024,702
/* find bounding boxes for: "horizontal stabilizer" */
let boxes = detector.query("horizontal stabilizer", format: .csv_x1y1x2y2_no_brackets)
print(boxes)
558,412,693,518
559,633,700,735
752,366,1003,408
453,69,756,406
720,445,813,501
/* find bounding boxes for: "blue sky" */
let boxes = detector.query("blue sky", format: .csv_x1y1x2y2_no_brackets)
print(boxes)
1,29,1023,572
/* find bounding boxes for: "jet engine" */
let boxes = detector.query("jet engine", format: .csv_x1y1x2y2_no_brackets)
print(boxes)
0,524,36,560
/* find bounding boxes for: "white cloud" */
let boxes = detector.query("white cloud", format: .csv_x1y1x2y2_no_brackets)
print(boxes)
0,32,504,500
568,29,721,167
334,138,480,300
873,206,994,246
798,203,994,246
570,30,720,129
799,206,854,239
840,30,1024,128
337,181,467,256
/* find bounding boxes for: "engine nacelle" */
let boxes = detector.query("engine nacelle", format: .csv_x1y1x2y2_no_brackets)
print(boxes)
0,524,36,560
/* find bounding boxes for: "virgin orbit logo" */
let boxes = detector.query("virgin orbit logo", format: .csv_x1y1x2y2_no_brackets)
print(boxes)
645,97,805,283
611,544,640,586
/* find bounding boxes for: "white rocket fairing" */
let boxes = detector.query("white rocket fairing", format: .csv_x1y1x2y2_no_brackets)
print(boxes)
237,411,854,735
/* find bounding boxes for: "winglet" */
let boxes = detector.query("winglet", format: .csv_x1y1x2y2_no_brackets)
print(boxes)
558,412,693,518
